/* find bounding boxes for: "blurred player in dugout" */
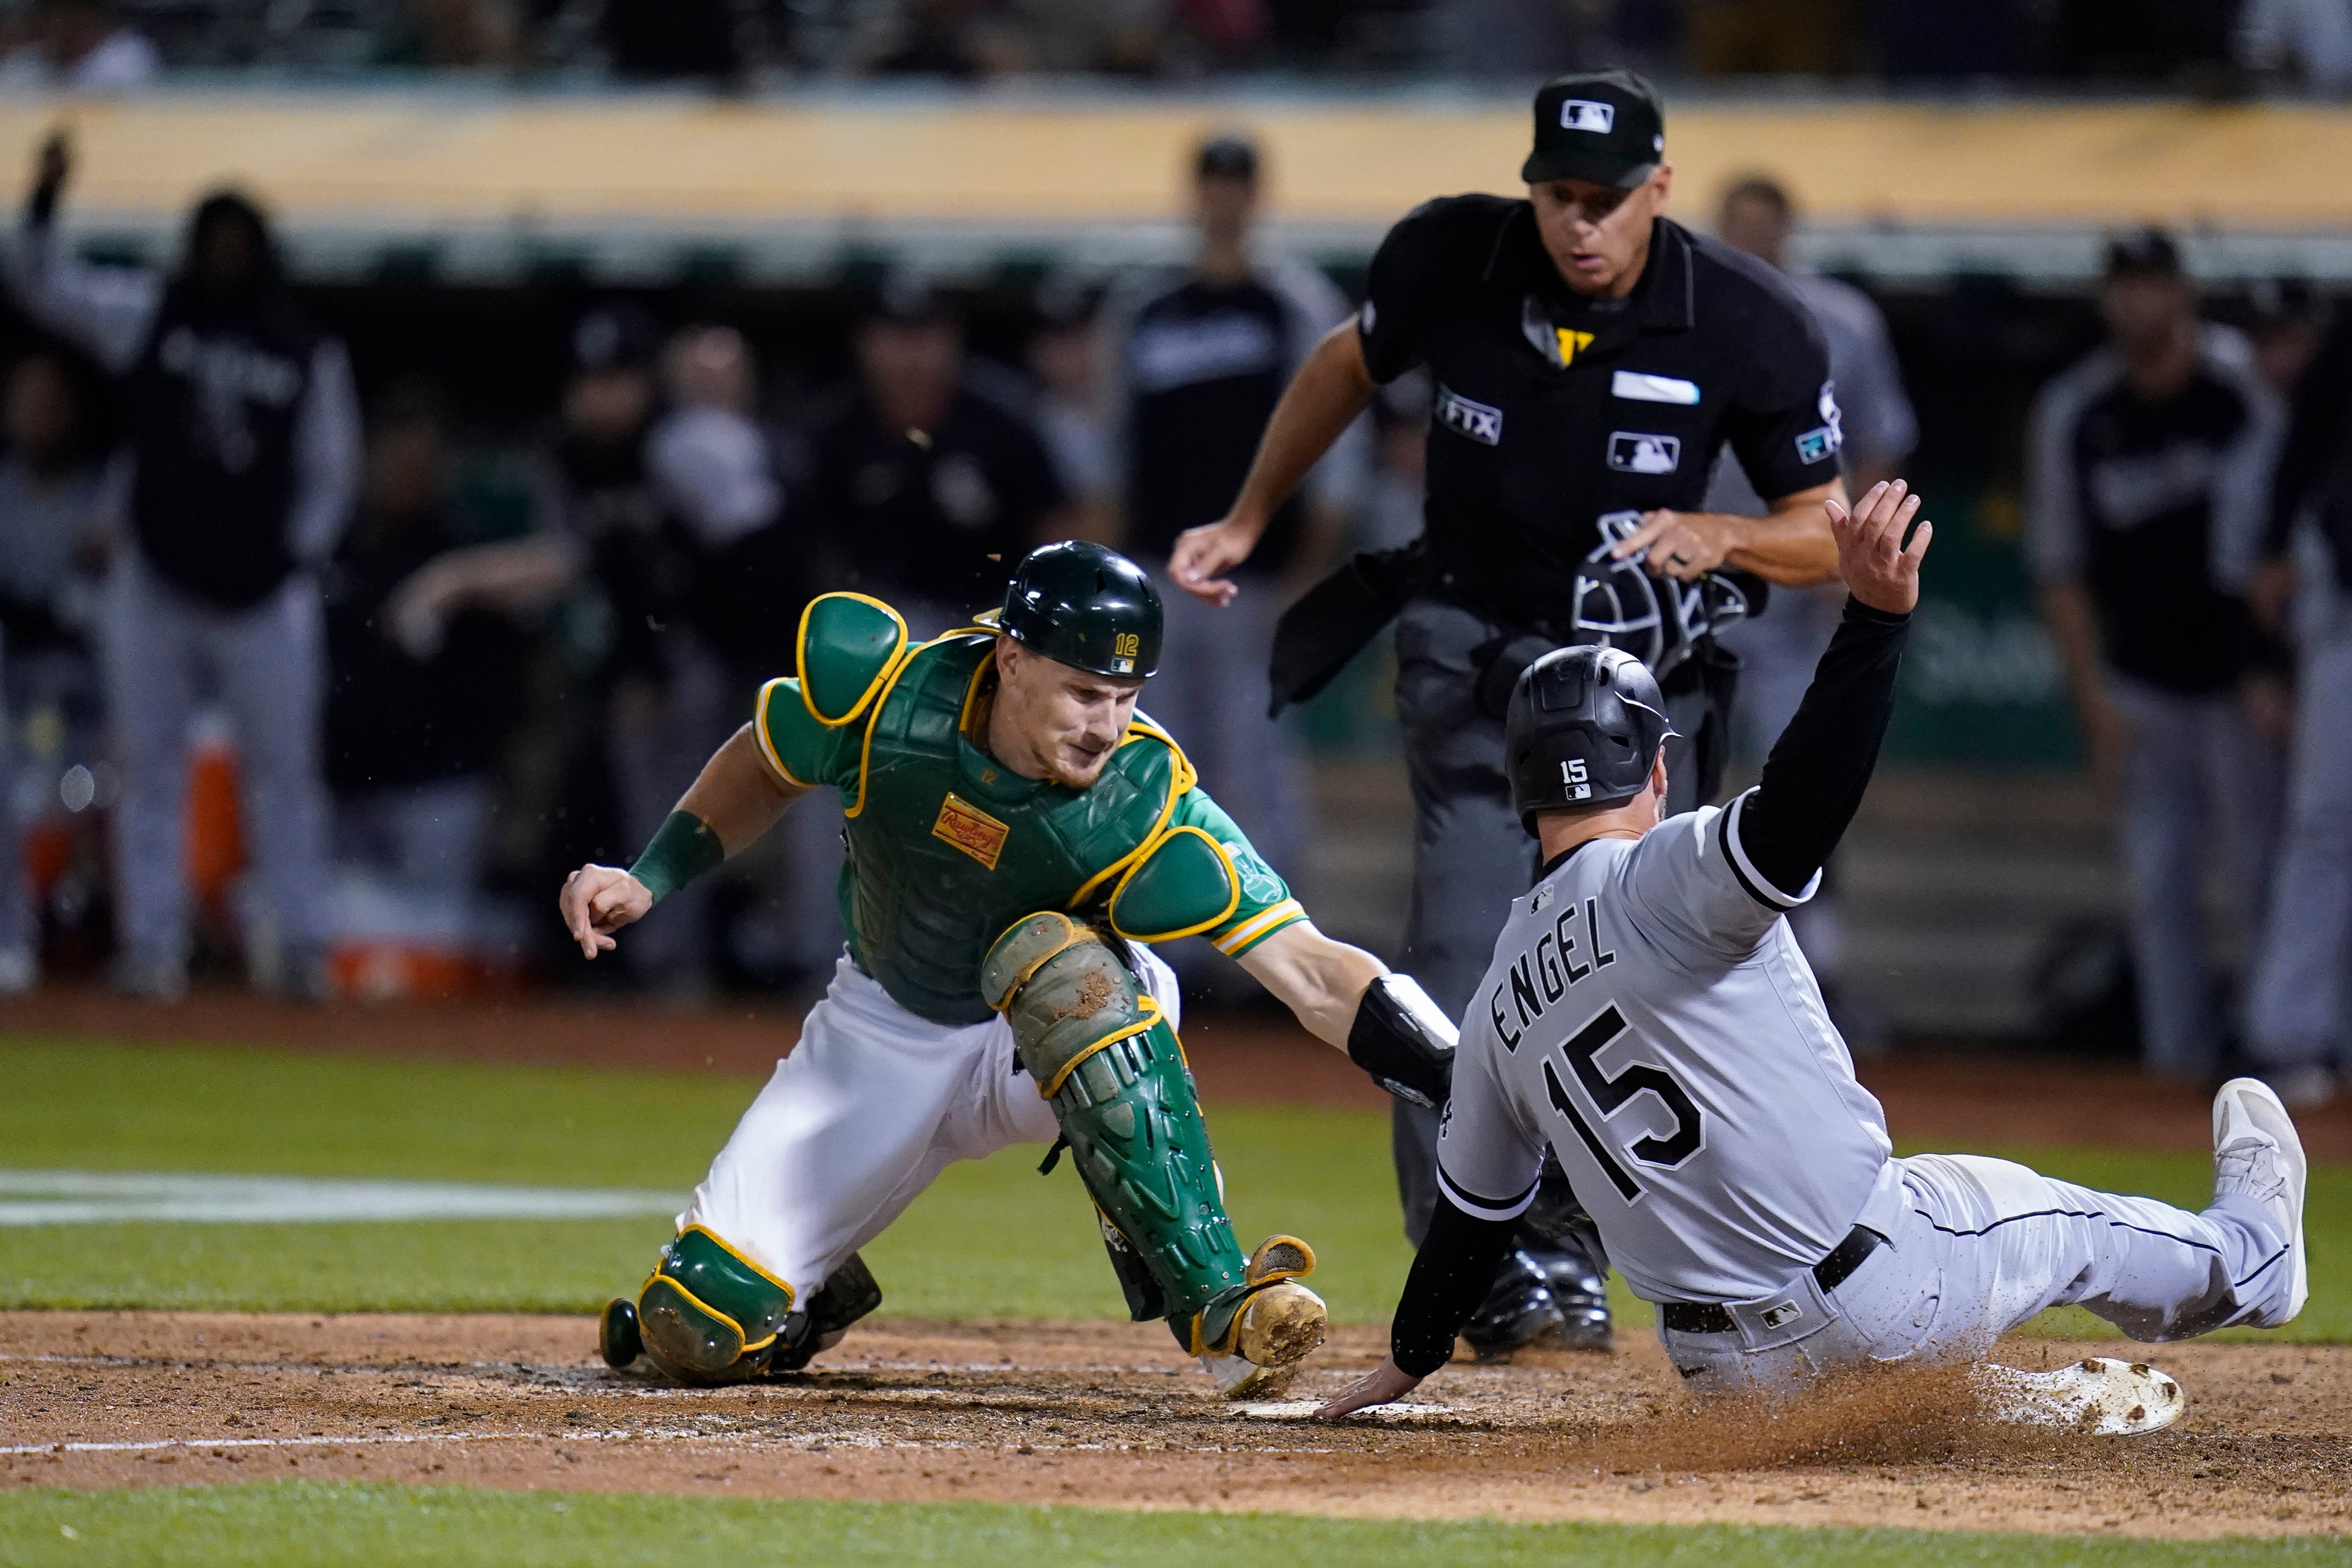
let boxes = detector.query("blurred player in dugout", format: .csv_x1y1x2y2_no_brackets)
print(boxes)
2028,230,2287,1085
1095,133,1368,930
5,130,361,1001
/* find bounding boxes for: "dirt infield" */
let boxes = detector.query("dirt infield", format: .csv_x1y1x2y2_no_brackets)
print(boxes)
10,981,2348,1160
2,1312,2345,1539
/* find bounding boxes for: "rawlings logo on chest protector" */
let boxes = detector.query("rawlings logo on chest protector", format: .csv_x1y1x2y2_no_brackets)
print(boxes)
932,792,1011,870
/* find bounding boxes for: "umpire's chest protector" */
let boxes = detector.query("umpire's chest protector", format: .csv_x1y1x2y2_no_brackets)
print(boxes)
842,635,1182,1026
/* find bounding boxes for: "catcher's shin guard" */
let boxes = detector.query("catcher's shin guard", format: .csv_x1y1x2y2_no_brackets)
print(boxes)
986,913,1313,1364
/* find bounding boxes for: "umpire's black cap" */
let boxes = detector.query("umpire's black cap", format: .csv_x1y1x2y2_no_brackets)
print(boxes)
1523,69,1665,190
1505,645,1675,832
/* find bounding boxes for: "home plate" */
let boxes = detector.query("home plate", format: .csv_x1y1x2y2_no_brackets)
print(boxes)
1975,1357,2186,1435
1237,1401,1458,1424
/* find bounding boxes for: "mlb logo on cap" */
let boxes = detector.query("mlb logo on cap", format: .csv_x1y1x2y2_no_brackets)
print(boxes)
1560,99,1615,133
1523,69,1666,191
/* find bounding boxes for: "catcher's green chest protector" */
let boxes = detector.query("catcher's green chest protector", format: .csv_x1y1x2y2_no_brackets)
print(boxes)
838,634,1187,1026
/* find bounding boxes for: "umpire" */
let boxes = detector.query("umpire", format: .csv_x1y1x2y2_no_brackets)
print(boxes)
1171,69,1847,1354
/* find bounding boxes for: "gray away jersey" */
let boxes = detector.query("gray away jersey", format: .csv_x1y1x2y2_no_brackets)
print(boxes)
1437,793,1906,1304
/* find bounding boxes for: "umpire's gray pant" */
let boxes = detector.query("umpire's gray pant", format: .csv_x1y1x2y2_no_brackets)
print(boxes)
2248,580,2352,1072
104,551,331,970
2105,673,2282,1078
1390,596,1712,1244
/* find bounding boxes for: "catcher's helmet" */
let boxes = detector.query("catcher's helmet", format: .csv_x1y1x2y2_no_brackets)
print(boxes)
1505,644,1676,832
1000,541,1162,679
1571,510,1750,678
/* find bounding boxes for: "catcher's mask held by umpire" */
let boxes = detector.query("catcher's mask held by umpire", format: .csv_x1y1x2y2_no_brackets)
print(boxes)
1571,510,1750,677
1505,645,1676,831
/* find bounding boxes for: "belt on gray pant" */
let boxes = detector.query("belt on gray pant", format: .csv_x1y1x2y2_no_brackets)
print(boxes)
1657,1225,1885,1335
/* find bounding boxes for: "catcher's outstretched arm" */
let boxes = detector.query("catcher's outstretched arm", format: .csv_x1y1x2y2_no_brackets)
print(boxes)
558,724,808,959
1236,921,1385,1049
1239,922,1458,1108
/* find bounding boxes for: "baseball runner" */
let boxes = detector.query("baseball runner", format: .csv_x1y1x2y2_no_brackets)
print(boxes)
1320,480,2310,1416
566,542,1458,1395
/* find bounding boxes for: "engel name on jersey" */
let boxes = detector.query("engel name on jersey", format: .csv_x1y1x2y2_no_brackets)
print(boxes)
1437,799,1904,1305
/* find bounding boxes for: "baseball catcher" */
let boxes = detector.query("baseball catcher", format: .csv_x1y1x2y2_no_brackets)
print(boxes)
1321,481,2309,1418
564,542,1456,1396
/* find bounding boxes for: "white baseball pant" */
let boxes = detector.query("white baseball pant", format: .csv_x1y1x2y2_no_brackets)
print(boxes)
682,946,1182,1302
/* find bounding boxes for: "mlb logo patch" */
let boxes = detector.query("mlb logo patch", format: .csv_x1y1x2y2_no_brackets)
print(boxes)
1795,424,1843,464
1560,99,1616,133
1435,384,1503,445
1608,431,1681,475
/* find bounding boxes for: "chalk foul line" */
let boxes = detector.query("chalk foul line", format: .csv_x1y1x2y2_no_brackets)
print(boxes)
0,1170,682,1226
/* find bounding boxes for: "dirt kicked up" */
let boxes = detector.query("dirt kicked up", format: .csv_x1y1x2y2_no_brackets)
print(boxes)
1,1312,2344,1541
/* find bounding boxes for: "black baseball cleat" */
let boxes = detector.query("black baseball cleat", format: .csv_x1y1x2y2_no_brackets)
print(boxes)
1462,1248,1566,1361
1526,1234,1614,1352
598,1295,644,1369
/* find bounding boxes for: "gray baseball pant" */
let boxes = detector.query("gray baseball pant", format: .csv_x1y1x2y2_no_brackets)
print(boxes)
103,551,331,972
2105,673,2283,1078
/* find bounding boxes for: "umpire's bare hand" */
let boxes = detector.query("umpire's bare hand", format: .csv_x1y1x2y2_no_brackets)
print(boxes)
559,865,652,959
1826,478,1932,615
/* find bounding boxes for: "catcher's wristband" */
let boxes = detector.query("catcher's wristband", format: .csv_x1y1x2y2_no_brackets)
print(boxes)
628,810,725,903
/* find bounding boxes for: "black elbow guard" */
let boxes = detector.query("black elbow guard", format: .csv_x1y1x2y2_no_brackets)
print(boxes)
1347,974,1457,1108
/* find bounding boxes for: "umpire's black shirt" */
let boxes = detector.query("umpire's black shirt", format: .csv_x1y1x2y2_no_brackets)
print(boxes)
1359,195,1843,624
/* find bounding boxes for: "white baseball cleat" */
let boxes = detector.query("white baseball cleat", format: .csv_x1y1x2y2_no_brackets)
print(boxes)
2213,1076,2308,1326
1975,1357,2184,1435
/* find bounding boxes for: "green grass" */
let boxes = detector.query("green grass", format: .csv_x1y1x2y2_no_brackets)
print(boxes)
2,1485,2343,1568
0,1037,2342,1339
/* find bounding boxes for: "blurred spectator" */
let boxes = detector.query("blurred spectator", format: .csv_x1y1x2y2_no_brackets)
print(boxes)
1097,133,1364,912
1690,0,1856,74
0,347,110,992
2244,300,2352,1106
1876,0,2021,80
371,0,522,67
802,275,1074,632
2237,0,2352,94
2026,229,2285,1080
1703,172,1917,1047
603,0,741,79
852,0,1027,76
322,378,525,903
1432,0,1602,78
3,133,361,1001
1025,283,1113,528
0,0,156,91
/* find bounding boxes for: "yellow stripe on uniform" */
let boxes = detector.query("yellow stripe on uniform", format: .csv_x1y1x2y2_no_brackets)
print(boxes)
1212,899,1306,957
